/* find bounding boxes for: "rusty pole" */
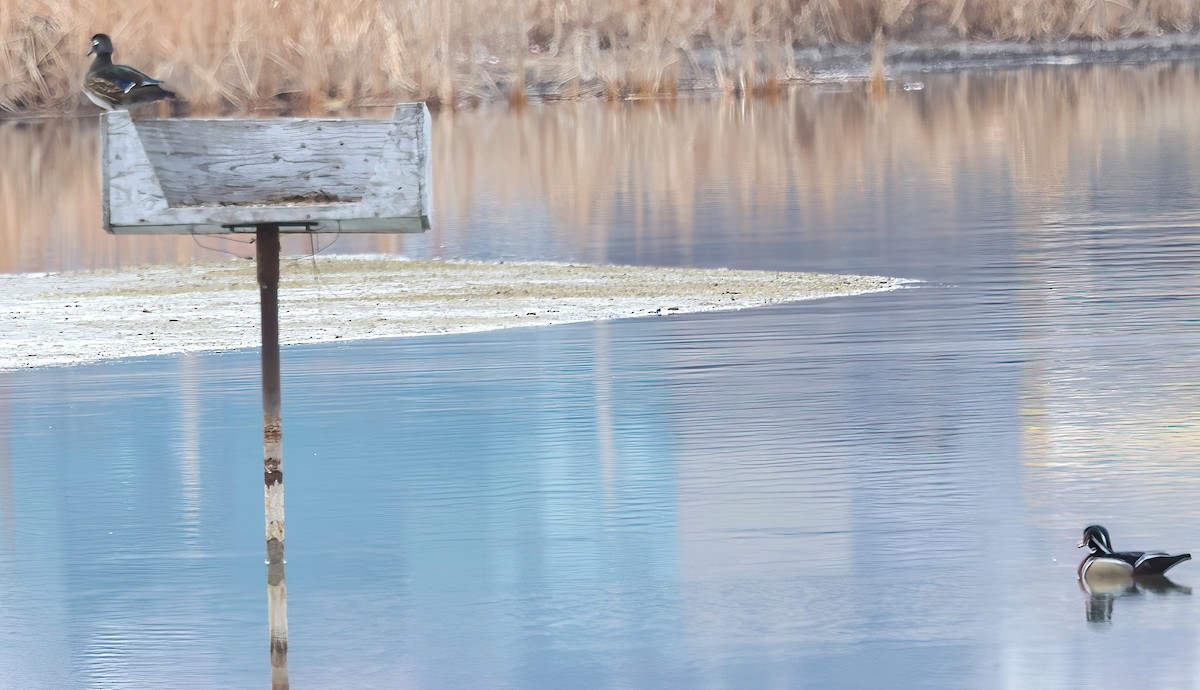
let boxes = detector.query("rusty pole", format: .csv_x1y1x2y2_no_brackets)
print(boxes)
256,224,289,690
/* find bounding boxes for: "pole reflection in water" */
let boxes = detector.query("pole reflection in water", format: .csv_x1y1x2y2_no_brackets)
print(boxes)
257,227,289,689
0,374,12,554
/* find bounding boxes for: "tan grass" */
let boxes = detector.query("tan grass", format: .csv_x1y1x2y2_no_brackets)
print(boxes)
2,0,1199,114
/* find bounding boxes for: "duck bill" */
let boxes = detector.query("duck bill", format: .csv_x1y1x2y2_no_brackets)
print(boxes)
1077,539,1087,548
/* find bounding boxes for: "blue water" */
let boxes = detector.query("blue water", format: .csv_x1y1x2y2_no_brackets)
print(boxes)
4,65,1200,688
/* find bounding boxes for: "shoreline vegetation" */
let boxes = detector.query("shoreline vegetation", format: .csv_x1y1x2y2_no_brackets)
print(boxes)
5,1,1200,116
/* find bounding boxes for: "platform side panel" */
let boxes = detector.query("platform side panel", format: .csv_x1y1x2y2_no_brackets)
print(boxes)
102,111,171,233
420,103,433,230
361,104,431,220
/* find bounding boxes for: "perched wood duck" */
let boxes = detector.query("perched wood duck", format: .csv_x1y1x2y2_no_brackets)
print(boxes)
84,34,176,111
1077,525,1191,581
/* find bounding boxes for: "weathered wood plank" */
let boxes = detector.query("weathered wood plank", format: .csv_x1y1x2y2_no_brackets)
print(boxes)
111,217,428,235
137,120,392,205
102,104,431,234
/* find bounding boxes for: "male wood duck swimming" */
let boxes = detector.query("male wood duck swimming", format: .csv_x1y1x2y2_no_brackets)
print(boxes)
84,34,176,111
1077,525,1191,581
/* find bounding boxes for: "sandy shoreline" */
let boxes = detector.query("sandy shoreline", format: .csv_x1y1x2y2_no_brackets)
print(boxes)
0,257,906,370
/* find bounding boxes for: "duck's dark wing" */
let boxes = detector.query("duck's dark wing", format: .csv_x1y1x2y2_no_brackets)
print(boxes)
113,64,163,89
123,82,176,104
95,64,175,94
1133,552,1191,576
1109,550,1145,568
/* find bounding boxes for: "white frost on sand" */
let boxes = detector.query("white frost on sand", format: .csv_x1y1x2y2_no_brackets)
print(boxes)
1,257,905,370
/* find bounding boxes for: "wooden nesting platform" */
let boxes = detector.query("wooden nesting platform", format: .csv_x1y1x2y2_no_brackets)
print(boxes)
101,103,431,234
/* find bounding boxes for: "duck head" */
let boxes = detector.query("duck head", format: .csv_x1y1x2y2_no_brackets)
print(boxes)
1079,525,1114,554
87,34,114,57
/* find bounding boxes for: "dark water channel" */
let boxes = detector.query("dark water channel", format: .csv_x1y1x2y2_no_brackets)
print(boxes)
4,64,1200,688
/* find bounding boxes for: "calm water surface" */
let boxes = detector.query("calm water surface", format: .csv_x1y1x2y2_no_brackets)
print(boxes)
3,64,1200,688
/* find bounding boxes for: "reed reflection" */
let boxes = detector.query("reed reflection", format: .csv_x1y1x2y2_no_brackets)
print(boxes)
5,63,1200,274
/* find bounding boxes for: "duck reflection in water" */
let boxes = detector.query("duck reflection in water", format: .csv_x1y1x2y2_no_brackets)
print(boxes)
1077,525,1191,624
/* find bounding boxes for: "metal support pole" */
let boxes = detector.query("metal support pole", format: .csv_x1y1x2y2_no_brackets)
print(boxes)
256,225,289,690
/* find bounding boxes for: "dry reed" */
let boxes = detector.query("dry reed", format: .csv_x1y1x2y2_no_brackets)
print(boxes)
2,0,1200,114
869,28,886,97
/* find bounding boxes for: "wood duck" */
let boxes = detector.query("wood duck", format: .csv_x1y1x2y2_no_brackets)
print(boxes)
1077,525,1191,581
84,34,176,111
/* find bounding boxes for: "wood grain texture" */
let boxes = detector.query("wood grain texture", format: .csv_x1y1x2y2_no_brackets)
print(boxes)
102,104,431,234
